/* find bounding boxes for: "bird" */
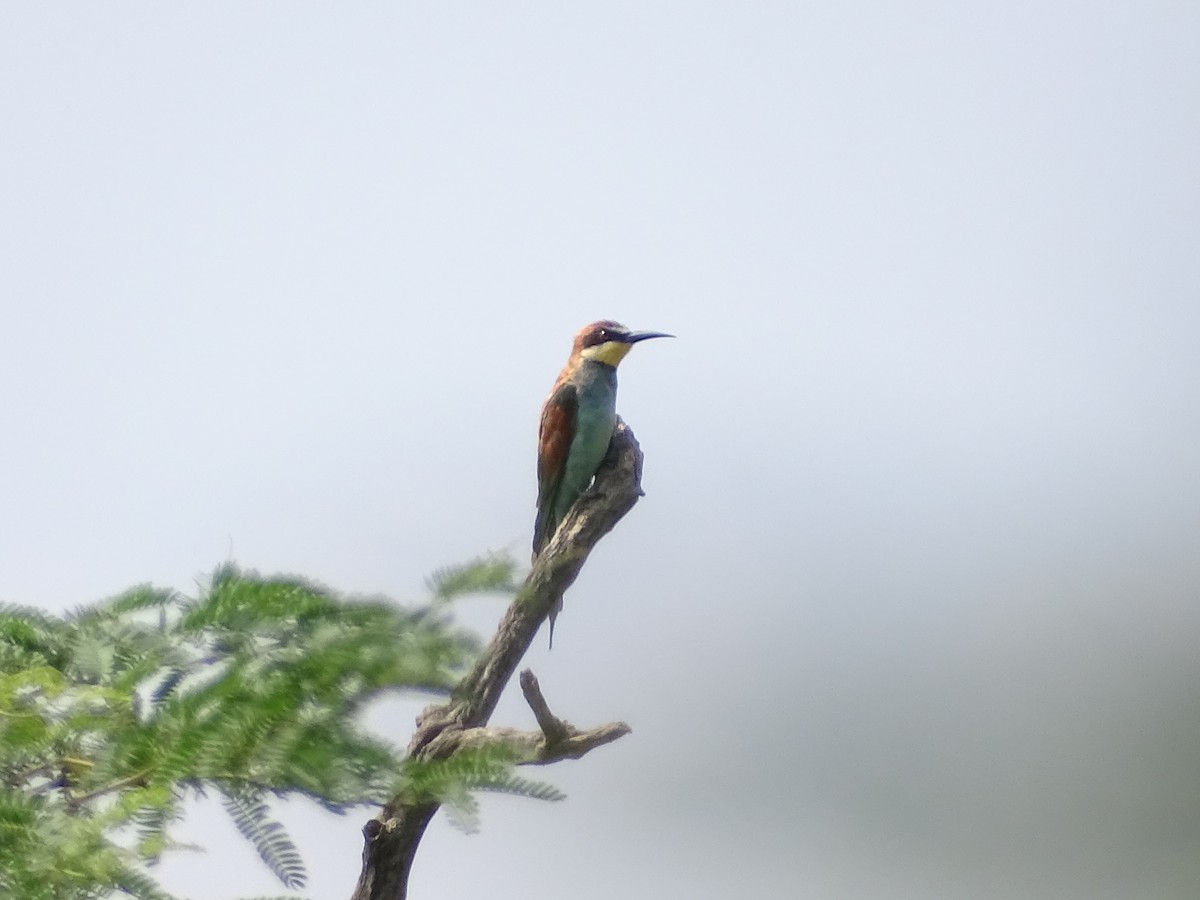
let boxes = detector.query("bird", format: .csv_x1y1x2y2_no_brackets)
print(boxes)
533,320,673,647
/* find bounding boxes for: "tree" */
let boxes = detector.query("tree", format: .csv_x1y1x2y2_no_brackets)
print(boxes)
350,422,644,899
0,423,645,899
0,559,518,898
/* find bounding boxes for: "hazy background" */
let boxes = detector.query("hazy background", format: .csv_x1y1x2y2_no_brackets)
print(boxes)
3,3,1199,898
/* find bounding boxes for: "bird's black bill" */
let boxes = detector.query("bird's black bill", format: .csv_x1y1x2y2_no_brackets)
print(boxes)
624,330,675,343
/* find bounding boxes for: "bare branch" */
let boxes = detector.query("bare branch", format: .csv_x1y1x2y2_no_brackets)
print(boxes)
519,669,568,744
350,421,645,900
423,719,630,767
419,669,630,765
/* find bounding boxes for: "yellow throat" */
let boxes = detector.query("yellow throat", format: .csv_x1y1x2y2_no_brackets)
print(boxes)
580,340,634,367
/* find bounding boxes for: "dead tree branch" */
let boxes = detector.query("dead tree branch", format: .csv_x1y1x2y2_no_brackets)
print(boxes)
350,421,645,900
419,670,631,765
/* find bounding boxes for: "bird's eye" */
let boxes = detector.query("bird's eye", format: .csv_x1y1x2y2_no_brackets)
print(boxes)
597,328,607,338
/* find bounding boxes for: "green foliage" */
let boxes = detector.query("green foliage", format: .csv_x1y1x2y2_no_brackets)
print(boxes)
399,746,566,835
426,553,519,604
0,561,521,900
220,788,305,889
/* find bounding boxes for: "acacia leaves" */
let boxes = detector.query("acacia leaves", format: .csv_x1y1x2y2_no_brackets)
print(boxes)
0,562,494,899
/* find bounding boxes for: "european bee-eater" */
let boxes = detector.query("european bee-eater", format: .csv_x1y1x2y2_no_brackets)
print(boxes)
533,320,672,647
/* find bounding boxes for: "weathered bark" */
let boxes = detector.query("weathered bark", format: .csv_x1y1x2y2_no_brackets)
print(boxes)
349,421,644,900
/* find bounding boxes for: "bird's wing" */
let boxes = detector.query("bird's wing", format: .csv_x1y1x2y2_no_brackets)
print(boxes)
533,381,578,558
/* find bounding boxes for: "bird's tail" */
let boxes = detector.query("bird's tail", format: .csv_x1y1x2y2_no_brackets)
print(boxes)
547,595,563,650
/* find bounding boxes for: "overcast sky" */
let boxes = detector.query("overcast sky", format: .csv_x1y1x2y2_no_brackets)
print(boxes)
3,3,1199,899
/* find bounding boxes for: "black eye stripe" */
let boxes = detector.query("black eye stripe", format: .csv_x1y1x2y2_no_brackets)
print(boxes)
580,321,626,347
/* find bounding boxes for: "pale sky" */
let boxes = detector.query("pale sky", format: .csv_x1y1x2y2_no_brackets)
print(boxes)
2,3,1199,899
